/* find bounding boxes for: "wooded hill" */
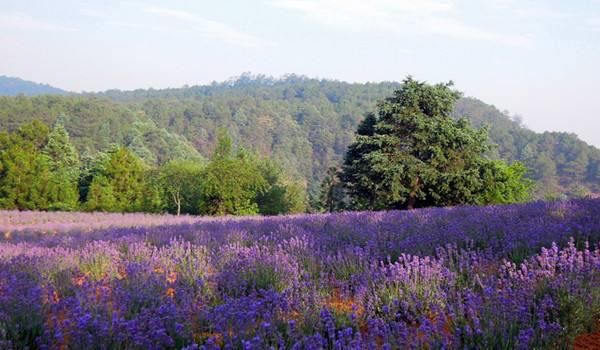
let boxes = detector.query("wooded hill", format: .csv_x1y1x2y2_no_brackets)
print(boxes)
0,74,598,200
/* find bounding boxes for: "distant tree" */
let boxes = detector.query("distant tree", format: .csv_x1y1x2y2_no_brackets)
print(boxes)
85,175,117,212
212,128,233,160
199,131,266,216
0,121,52,210
83,147,161,212
256,158,307,215
78,150,111,203
318,166,347,212
280,180,308,214
478,161,533,204
137,168,165,213
159,159,204,215
340,77,533,210
42,121,80,210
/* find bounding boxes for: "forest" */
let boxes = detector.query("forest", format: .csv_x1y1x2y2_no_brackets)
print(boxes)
0,74,598,211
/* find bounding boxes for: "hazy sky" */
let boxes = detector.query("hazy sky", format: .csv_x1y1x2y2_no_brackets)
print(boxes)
1,0,599,147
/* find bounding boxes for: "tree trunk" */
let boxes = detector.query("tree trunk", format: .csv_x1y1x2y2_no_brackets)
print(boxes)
172,191,181,216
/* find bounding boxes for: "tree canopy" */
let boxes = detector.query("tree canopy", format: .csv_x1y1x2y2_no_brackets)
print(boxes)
340,77,532,210
199,130,306,216
0,120,306,216
0,75,597,203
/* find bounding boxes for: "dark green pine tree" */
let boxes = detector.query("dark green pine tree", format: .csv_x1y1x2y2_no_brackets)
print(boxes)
341,77,531,210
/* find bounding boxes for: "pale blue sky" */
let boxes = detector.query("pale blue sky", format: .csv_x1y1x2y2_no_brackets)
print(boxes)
1,0,599,147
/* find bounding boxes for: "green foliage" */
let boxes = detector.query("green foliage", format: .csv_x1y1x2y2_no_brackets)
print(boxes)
338,114,378,210
1,76,598,208
341,77,533,210
43,121,80,210
317,166,347,212
125,119,203,164
199,132,267,216
200,131,306,216
256,158,307,215
0,120,81,210
478,161,533,204
83,147,162,212
159,159,204,215
0,119,302,215
85,175,117,212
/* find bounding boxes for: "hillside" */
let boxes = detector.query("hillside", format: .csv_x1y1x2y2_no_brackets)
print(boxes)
0,75,598,199
0,76,68,96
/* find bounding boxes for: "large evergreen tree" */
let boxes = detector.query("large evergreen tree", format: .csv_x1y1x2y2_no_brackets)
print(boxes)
341,77,531,210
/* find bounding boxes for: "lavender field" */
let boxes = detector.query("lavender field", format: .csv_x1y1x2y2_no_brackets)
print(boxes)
1,199,599,349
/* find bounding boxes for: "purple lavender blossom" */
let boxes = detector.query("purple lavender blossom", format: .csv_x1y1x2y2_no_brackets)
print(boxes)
0,198,597,348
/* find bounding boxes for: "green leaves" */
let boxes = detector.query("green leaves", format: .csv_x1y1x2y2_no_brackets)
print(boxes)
158,159,204,216
83,147,162,213
0,120,80,210
341,77,533,210
199,131,307,216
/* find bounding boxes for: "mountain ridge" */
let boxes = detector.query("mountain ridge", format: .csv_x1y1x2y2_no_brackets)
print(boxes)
0,76,69,96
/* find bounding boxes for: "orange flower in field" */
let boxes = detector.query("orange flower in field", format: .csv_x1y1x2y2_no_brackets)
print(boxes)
196,332,224,347
72,275,86,287
327,297,357,314
166,287,175,298
153,266,165,274
326,288,364,317
52,290,60,303
116,265,127,280
167,271,177,284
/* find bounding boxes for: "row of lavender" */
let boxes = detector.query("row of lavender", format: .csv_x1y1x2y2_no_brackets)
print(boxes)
0,210,205,235
0,199,599,349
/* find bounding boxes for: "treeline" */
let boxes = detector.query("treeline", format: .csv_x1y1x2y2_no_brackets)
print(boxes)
0,74,598,200
454,98,600,198
0,121,306,215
